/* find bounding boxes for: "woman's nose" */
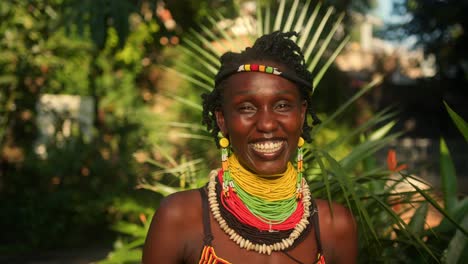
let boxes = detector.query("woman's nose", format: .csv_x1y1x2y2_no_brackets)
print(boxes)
256,109,278,132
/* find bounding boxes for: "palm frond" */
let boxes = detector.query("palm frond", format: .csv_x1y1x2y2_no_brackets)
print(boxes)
308,12,344,72
297,2,322,48
181,35,220,66
303,6,334,63
312,76,383,136
282,0,300,32
161,66,213,92
324,107,397,151
312,35,349,88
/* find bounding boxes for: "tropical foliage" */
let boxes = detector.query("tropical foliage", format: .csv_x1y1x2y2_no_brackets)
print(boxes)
0,0,167,252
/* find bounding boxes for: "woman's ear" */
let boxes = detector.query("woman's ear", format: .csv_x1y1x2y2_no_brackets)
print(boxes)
215,110,228,136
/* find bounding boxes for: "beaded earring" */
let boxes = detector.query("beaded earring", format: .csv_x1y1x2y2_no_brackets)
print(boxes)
219,137,230,171
219,137,231,197
296,136,305,200
297,136,304,171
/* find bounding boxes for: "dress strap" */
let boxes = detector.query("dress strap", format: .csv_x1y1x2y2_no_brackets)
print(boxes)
199,187,214,246
311,199,323,254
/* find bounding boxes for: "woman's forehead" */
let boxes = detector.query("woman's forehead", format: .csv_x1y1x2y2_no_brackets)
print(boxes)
222,72,300,96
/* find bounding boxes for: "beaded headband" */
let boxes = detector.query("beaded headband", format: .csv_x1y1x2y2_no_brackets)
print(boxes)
215,63,313,89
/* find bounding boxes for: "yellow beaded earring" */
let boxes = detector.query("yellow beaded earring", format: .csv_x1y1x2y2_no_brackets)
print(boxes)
219,137,230,172
296,136,305,200
297,136,304,171
219,137,231,197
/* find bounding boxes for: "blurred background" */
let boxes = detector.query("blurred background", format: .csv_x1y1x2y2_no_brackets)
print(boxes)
1,0,467,263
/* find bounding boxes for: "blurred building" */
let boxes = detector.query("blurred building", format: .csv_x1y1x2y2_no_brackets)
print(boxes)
35,94,94,158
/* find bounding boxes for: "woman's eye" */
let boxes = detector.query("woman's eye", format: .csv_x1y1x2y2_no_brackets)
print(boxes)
275,102,291,111
238,104,256,112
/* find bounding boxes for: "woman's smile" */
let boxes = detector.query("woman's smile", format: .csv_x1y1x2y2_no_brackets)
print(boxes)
250,140,284,154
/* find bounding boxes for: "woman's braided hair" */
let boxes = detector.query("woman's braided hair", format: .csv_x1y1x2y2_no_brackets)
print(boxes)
201,31,320,148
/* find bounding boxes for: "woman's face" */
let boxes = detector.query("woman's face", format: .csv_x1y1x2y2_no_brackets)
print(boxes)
215,68,307,176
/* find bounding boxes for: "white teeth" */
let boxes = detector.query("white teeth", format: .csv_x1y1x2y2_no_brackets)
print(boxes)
251,141,283,153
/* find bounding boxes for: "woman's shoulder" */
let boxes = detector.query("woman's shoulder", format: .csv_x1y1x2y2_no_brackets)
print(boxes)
314,199,354,223
155,188,204,224
314,199,356,235
144,189,204,251
143,188,206,262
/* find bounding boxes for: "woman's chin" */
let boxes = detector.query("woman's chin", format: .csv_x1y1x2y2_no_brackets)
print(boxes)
245,159,289,176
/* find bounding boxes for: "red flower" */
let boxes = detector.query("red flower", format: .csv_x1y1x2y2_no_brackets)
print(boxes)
387,149,408,172
139,213,147,224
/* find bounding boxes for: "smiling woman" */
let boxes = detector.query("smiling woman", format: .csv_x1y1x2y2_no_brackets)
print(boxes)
142,31,357,264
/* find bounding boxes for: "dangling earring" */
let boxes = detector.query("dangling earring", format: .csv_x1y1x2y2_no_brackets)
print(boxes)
219,137,232,197
219,137,230,172
297,136,304,172
296,137,305,200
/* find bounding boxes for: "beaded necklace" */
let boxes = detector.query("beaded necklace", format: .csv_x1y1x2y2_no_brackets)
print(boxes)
222,155,302,225
207,154,313,255
220,171,305,231
225,155,300,201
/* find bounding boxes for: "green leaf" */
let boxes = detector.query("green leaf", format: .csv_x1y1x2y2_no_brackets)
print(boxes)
445,214,468,264
340,132,401,170
405,176,468,237
312,31,349,89
369,193,439,262
452,197,468,222
312,77,382,136
163,92,203,111
273,0,286,31
297,2,322,49
98,238,144,264
263,3,271,34
151,158,204,178
112,222,147,237
256,3,264,37
282,0,300,32
408,203,428,235
440,138,458,213
171,132,213,141
303,6,334,64
291,0,313,37
189,27,223,59
320,151,379,242
444,101,468,142
368,120,397,141
324,108,396,151
435,197,468,233
308,12,344,73
313,154,334,216
138,181,180,197
176,59,216,85
161,66,213,92
181,36,219,67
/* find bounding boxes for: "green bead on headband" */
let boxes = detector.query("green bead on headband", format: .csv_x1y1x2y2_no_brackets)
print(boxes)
215,63,313,90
